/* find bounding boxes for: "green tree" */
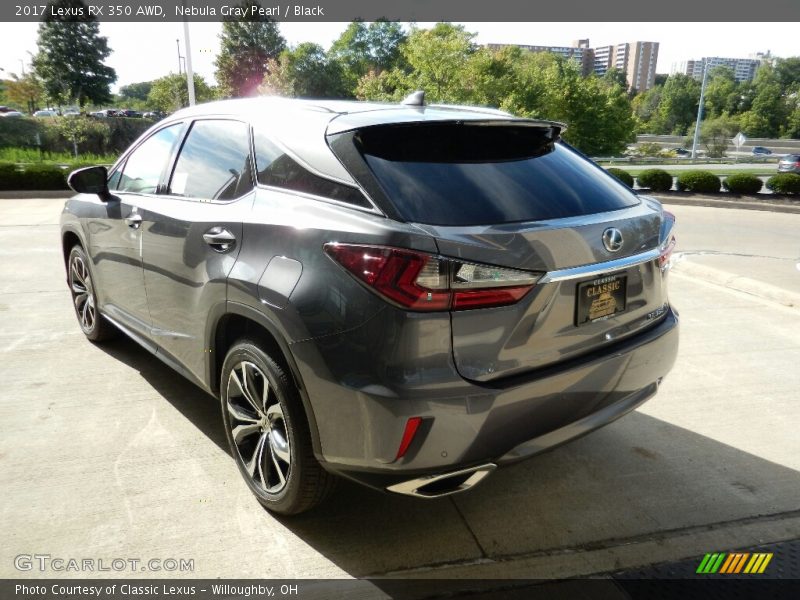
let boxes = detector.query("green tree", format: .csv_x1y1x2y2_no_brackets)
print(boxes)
700,114,740,157
259,43,347,98
32,0,116,107
51,116,107,157
774,57,800,93
603,68,628,90
147,74,215,113
632,85,663,132
651,74,700,135
703,66,739,118
4,73,44,113
745,65,788,137
329,20,406,94
118,81,153,103
215,1,286,97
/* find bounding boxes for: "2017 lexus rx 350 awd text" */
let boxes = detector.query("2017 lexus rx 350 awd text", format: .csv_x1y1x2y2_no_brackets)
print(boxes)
61,96,679,514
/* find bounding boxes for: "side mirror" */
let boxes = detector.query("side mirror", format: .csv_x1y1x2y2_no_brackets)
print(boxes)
67,166,111,201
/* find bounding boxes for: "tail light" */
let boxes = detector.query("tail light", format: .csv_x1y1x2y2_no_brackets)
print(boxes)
324,243,541,311
658,211,676,272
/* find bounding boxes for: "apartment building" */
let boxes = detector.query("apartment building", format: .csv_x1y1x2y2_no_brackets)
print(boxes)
488,39,660,91
594,41,659,91
679,56,764,82
485,42,596,76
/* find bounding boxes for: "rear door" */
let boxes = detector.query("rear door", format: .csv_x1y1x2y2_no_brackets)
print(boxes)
343,122,673,382
138,118,254,383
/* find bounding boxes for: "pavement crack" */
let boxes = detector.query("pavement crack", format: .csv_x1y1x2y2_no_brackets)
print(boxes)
370,508,800,578
449,496,489,560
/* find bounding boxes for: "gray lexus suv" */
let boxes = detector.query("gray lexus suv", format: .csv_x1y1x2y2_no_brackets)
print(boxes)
61,96,679,514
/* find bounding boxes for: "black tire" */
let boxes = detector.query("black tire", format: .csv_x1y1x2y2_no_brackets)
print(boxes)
67,245,118,342
220,339,336,515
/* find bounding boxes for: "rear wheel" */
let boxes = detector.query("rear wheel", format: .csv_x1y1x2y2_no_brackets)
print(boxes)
220,339,335,515
67,245,117,342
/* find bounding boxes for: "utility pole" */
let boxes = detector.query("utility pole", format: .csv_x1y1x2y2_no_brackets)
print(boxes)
690,61,709,160
182,21,196,106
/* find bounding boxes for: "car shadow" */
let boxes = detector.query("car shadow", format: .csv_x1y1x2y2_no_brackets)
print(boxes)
95,335,800,581
96,335,229,454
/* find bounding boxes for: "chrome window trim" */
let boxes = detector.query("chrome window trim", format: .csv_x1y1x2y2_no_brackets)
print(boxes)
540,248,660,283
255,183,385,217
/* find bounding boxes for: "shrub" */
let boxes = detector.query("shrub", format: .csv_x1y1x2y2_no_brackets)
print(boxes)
0,161,23,190
722,174,763,195
637,169,673,192
766,173,800,195
676,170,721,193
606,168,634,187
17,163,69,190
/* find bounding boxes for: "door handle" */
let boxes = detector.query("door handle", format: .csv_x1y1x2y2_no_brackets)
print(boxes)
203,227,236,253
124,213,142,229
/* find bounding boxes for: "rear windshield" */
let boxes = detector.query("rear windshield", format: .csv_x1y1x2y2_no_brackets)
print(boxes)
355,123,639,226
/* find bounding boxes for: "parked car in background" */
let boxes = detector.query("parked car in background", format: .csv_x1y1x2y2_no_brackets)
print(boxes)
778,154,800,174
673,148,691,157
61,96,679,515
33,109,58,118
752,146,772,155
118,109,142,118
1,110,23,118
63,108,81,117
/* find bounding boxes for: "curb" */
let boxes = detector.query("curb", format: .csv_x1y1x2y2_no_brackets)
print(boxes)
652,193,800,214
672,257,800,310
0,190,73,199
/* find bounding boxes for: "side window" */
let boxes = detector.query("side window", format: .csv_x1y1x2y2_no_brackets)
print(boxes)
117,124,182,194
107,166,123,191
168,120,253,201
254,131,371,208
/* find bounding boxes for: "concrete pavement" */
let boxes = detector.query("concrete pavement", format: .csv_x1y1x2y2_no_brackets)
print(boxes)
1,198,799,581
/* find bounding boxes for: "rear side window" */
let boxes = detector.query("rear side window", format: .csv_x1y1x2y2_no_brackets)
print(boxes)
117,123,182,194
254,131,371,208
355,123,639,226
169,120,253,200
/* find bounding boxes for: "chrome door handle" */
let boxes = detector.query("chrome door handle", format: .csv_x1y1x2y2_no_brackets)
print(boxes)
124,213,142,229
203,227,236,253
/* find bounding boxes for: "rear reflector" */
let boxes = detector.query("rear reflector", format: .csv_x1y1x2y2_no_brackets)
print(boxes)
396,417,423,460
324,243,541,311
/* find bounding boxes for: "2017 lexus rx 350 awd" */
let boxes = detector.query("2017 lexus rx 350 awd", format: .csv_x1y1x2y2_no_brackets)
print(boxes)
61,96,679,514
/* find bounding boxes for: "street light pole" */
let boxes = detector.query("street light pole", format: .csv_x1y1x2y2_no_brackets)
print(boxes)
176,38,182,74
690,61,709,160
180,1,196,106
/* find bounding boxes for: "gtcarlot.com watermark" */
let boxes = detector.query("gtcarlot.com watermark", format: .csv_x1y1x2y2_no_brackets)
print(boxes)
14,554,194,573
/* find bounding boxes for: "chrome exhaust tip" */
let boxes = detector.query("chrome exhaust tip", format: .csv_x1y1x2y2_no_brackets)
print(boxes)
386,464,496,498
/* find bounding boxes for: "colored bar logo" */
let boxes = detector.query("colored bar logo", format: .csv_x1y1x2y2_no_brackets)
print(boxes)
696,552,773,574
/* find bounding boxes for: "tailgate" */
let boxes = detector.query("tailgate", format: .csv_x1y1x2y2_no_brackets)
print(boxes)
422,201,671,382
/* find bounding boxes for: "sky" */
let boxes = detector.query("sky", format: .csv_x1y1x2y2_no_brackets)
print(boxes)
0,21,797,92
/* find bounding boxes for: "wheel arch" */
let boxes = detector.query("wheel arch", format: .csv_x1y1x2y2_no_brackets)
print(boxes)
209,303,323,460
61,228,85,266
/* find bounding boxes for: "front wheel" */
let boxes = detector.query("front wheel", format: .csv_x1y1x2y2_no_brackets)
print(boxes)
220,339,336,515
67,245,117,342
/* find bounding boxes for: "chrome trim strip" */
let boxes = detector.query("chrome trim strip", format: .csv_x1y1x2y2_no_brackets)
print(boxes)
386,463,496,498
539,248,660,284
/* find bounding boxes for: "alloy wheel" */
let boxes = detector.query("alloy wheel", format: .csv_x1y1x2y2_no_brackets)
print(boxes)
69,254,96,332
226,361,291,494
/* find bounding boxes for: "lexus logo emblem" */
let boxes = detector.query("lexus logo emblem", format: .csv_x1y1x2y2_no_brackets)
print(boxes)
602,228,624,253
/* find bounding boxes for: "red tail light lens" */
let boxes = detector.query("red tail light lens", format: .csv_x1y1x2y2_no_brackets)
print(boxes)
324,243,540,311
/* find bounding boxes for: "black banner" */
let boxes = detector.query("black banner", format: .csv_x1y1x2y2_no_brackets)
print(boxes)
2,0,799,22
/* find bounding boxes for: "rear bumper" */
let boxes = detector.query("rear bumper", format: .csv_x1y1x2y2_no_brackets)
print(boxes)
291,307,679,492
